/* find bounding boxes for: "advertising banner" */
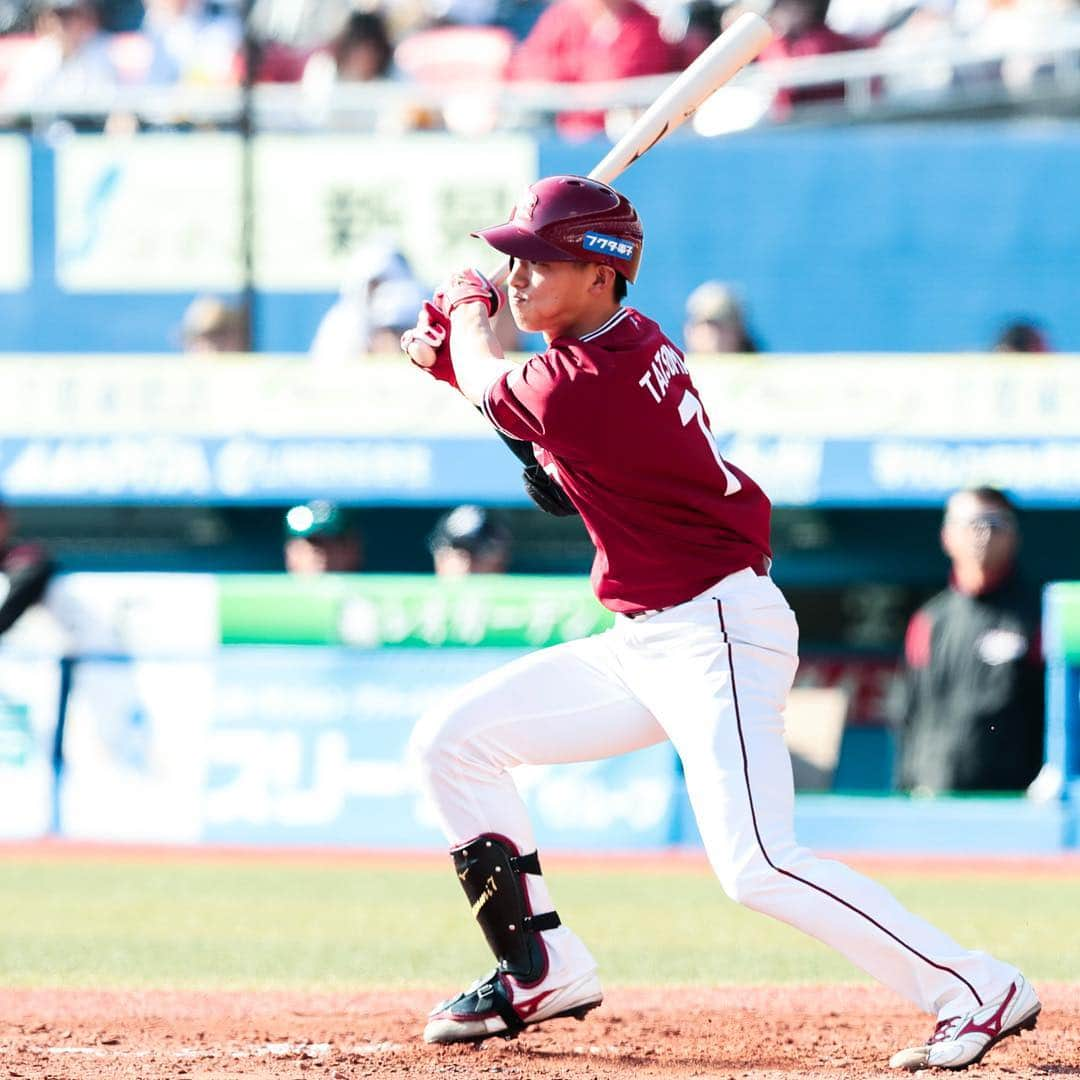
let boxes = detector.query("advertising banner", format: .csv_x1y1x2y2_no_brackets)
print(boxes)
43,573,610,652
5,356,1077,440
0,654,61,839
0,436,514,503
201,648,677,849
55,134,244,292
0,136,30,292
1,357,1079,505
55,647,677,849
51,133,535,293
218,574,611,648
0,356,482,437
253,134,536,289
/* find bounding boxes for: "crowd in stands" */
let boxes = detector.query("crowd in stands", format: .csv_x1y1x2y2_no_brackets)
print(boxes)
2,0,1078,132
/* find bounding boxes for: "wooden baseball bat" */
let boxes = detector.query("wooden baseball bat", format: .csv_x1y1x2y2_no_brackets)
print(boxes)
588,11,773,185
490,11,773,286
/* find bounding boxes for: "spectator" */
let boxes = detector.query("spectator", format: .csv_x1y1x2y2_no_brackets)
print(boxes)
428,505,511,576
826,0,944,37
508,0,680,138
758,0,867,111
366,277,428,354
284,501,364,575
683,280,760,353
992,318,1052,353
1,0,120,123
892,487,1044,795
0,502,54,638
180,295,248,353
309,240,427,365
140,0,240,87
302,9,393,93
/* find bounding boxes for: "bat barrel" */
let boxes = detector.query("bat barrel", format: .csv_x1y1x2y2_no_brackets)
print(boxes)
588,12,773,186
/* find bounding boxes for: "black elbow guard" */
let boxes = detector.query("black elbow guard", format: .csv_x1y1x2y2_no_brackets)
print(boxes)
522,465,579,517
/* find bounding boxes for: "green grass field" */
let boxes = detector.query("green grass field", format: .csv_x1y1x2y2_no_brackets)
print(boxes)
0,855,1074,991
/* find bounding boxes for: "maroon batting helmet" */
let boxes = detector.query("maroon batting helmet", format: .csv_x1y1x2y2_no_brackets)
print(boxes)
473,176,644,283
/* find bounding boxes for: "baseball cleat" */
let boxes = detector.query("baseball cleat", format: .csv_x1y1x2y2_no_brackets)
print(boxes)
889,975,1040,1071
423,967,603,1045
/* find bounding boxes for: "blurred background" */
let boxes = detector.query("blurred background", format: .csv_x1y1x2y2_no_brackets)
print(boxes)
0,0,1078,856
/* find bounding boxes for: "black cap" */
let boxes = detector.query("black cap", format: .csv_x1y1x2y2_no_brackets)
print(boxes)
428,505,510,556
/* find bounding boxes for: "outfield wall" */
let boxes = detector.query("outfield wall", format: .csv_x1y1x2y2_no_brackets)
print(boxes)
2,124,1080,354
0,573,1074,854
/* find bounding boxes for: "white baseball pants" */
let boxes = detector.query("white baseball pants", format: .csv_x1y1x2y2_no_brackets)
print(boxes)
410,568,1017,1017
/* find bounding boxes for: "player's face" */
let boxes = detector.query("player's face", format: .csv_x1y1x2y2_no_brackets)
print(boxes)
941,495,1018,574
506,259,603,337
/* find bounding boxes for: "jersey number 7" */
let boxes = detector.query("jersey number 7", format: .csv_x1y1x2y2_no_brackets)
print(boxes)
678,389,743,495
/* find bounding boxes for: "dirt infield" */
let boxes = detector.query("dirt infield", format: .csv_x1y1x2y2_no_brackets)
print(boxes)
1,984,1075,1079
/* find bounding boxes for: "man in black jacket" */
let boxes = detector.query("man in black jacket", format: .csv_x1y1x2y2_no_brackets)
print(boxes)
894,487,1044,794
0,503,54,639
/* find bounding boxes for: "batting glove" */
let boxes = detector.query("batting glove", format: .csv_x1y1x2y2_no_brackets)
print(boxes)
401,302,458,389
434,269,502,318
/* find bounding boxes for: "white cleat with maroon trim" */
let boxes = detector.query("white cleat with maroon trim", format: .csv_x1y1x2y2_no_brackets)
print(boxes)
889,976,1041,1071
423,928,603,1045
423,967,602,1044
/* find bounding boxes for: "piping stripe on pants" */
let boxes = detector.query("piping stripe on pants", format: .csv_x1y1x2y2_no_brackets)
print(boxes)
715,599,983,1007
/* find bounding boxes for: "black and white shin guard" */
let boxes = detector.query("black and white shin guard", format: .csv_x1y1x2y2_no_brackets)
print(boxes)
428,833,560,1038
453,833,560,981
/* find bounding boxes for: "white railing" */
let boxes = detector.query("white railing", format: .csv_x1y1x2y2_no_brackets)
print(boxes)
2,19,1079,129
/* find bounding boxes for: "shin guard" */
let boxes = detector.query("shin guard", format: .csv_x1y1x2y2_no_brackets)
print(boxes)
451,834,560,983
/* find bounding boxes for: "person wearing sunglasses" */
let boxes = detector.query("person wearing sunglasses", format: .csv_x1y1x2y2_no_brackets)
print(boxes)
894,486,1045,796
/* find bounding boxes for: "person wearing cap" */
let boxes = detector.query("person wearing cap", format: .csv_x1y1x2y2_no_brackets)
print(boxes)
180,296,248,353
683,280,760,354
991,319,1053,354
892,486,1044,795
283,501,363,575
428,505,511,577
399,177,1041,1071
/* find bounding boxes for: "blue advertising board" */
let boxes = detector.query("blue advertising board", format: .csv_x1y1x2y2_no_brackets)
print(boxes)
57,648,680,849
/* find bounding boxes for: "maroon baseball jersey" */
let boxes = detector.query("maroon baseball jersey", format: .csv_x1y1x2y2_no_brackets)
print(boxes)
482,306,772,614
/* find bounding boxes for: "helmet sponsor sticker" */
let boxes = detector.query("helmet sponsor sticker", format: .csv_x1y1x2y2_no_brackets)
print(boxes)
582,231,635,260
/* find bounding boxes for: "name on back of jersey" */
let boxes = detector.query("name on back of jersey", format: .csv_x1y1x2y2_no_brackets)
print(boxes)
638,343,689,404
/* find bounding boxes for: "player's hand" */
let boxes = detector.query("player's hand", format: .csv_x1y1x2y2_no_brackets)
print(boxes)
401,302,458,389
434,269,502,318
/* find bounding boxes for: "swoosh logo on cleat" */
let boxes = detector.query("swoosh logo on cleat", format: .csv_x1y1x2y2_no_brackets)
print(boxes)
514,988,558,1019
957,982,1016,1039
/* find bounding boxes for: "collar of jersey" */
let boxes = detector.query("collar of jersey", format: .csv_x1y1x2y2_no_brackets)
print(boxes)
579,307,630,343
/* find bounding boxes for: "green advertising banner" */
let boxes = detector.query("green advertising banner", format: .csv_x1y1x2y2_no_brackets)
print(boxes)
1044,582,1080,663
218,574,612,648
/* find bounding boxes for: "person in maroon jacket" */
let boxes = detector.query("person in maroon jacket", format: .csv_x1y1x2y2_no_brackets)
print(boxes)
507,0,679,138
758,0,868,112
400,176,1040,1069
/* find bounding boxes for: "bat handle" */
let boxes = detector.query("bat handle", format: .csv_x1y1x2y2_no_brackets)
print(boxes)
489,260,511,289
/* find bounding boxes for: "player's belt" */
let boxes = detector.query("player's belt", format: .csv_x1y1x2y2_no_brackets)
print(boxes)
624,556,770,620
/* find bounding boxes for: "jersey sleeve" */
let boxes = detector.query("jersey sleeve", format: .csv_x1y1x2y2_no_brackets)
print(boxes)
482,346,592,455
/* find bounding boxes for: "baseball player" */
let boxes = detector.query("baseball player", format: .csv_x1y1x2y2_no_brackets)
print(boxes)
401,175,1040,1070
